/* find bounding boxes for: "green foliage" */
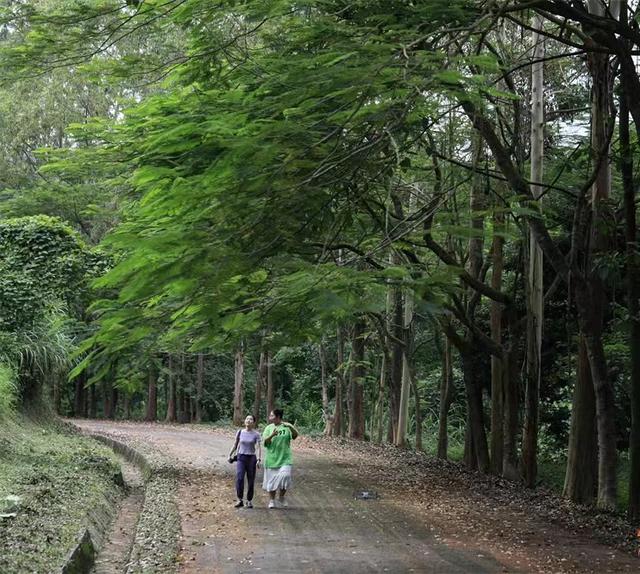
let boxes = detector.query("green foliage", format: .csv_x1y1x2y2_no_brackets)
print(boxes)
0,363,17,419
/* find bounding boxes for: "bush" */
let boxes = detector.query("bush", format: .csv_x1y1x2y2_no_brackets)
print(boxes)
0,362,17,418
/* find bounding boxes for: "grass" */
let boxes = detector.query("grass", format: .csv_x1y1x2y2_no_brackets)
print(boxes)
0,414,123,573
537,456,631,511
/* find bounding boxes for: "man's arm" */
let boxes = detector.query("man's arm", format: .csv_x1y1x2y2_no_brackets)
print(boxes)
285,422,299,440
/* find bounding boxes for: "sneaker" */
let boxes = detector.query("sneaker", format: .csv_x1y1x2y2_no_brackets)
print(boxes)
234,499,244,508
268,500,276,509
278,497,288,508
246,501,253,509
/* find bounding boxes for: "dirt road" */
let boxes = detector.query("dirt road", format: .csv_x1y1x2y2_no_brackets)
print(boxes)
72,421,639,573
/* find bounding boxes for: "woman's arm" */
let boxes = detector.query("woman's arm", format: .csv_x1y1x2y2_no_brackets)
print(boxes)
228,432,240,458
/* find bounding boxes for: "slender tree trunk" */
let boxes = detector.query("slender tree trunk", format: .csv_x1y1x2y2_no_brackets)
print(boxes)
88,383,97,419
165,355,177,423
389,289,404,442
320,342,333,435
253,351,265,422
103,380,112,419
233,346,244,425
145,364,158,422
396,286,414,447
522,14,545,488
411,376,423,451
348,320,366,440
123,393,131,419
195,353,204,423
563,338,597,503
375,350,387,444
620,58,640,519
266,350,275,417
333,326,345,437
74,374,85,418
437,336,455,459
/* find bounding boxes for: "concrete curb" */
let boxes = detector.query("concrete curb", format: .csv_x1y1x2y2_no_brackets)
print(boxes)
59,431,151,574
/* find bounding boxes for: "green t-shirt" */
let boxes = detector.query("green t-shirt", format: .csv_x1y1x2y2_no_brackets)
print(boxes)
262,423,293,468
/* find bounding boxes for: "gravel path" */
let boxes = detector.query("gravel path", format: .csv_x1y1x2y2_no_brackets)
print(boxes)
72,420,639,573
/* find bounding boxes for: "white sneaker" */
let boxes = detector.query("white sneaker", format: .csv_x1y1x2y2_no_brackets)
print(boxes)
246,501,253,509
278,497,288,508
268,500,276,509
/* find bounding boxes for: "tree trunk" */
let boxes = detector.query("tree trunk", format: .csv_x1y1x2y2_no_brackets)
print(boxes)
145,364,158,422
620,58,640,519
123,393,131,419
563,338,597,504
411,375,423,451
389,289,404,442
502,344,521,480
165,355,177,423
103,380,112,419
253,351,265,422
396,286,414,447
266,350,275,417
490,211,505,474
233,346,244,425
195,353,204,423
522,13,545,488
375,349,388,444
461,346,490,473
437,336,455,459
88,383,97,419
333,326,345,437
73,374,85,418
348,320,366,440
320,342,333,435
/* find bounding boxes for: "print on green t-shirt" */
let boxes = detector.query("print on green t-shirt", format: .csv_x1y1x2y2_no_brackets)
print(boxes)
262,423,293,468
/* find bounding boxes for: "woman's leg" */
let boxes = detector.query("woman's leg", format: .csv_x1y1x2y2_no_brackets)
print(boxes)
245,455,257,501
236,456,246,501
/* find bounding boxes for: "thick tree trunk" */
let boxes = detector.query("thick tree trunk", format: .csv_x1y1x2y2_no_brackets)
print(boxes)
437,336,455,459
620,67,640,519
165,355,177,423
233,346,244,425
74,374,85,418
348,320,366,440
575,285,617,509
490,212,505,474
145,364,158,422
502,344,521,480
461,346,490,473
195,353,204,423
563,338,597,504
522,13,545,488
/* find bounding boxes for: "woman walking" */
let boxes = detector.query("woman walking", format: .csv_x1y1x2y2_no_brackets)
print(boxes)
262,408,299,509
228,414,262,508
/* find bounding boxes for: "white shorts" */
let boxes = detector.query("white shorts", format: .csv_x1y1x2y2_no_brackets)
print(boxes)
262,465,292,492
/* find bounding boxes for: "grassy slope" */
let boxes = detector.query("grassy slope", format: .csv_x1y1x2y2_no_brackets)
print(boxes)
0,415,123,574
